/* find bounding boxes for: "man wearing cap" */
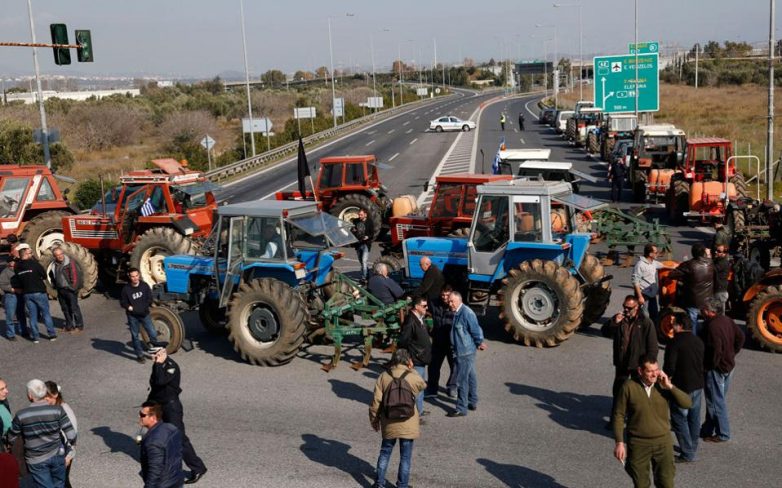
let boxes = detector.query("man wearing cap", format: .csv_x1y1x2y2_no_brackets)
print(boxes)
12,244,57,343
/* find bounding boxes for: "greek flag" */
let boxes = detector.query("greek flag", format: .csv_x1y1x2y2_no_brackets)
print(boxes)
140,198,155,217
491,137,505,174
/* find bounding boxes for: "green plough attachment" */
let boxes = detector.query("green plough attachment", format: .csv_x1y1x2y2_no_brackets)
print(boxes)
590,207,672,256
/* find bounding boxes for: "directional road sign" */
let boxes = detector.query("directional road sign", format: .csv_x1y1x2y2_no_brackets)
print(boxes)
593,53,659,113
628,41,659,55
242,117,272,134
200,134,215,150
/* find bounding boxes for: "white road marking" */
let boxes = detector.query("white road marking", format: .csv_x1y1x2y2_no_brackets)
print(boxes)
520,138,525,144
409,138,418,145
525,98,540,119
365,140,375,146
366,130,377,135
403,121,410,126
414,116,420,120
406,128,413,134
389,152,399,161
387,129,395,134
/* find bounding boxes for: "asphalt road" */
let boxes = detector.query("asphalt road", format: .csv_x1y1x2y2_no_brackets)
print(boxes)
2,92,781,488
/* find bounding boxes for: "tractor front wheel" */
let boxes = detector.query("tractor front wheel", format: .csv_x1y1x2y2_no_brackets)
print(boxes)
579,254,611,327
39,242,99,299
725,208,745,239
499,259,583,347
375,254,404,273
667,180,689,224
142,306,185,354
747,285,782,352
331,193,383,240
227,278,307,366
730,173,748,199
130,227,194,286
20,210,70,258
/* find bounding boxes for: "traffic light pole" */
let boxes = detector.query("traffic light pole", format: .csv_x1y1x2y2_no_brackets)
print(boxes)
27,0,50,169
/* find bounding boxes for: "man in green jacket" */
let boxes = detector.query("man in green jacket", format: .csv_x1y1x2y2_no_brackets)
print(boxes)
613,356,692,488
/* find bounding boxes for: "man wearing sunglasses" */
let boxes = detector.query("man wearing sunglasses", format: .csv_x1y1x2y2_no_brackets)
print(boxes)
398,296,432,420
712,245,730,315
139,401,184,488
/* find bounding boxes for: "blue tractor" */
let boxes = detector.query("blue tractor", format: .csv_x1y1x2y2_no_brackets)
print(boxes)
148,200,358,366
403,180,612,347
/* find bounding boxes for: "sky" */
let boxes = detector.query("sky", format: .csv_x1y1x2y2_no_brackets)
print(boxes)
0,0,779,79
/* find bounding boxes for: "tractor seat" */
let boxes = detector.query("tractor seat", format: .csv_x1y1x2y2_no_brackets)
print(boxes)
352,314,377,328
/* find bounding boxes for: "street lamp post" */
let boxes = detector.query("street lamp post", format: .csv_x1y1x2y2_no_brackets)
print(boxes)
327,18,338,128
536,24,558,107
634,0,639,121
239,0,256,156
26,0,50,168
553,2,582,99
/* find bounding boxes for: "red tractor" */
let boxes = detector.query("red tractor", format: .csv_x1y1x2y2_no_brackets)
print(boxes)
275,155,390,238
664,138,747,224
59,159,218,290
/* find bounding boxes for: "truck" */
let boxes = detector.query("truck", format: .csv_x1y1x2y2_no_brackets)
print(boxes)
629,124,687,202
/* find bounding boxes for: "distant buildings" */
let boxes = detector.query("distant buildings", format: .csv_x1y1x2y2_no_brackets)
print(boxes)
4,88,140,104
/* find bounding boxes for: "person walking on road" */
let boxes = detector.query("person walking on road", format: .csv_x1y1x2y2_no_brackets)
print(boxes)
712,244,730,314
518,113,525,131
411,257,445,303
369,348,426,488
613,357,692,488
1,259,28,341
668,243,714,336
351,209,374,282
663,315,704,463
446,291,487,417
425,285,457,399
500,113,506,131
49,247,85,334
120,267,159,363
13,243,57,343
138,400,184,488
699,297,744,443
45,381,77,488
632,244,665,324
609,158,627,202
147,348,208,484
367,262,405,305
398,296,432,418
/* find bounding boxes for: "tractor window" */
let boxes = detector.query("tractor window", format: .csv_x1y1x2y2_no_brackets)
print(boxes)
472,195,509,253
36,178,56,202
430,184,462,218
462,185,478,216
512,201,543,242
124,187,149,213
245,216,284,260
0,177,29,218
148,186,166,214
344,163,365,185
320,163,343,189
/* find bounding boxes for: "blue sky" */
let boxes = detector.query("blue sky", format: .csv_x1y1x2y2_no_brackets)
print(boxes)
0,0,778,78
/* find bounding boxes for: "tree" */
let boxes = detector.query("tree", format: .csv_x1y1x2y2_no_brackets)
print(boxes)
315,66,330,80
293,70,314,81
261,69,286,87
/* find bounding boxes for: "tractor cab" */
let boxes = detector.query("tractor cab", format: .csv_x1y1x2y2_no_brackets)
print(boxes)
683,138,734,182
632,124,686,170
515,161,598,193
495,149,551,175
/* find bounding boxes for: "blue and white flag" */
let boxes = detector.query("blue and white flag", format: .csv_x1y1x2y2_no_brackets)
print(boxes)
491,137,505,174
140,197,155,217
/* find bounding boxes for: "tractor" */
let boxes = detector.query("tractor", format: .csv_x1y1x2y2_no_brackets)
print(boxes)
59,159,218,291
629,124,687,203
275,155,391,239
565,108,603,147
401,180,612,347
148,200,407,369
595,114,637,161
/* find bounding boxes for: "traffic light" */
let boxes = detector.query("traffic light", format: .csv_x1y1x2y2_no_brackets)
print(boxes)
49,23,71,65
75,30,93,62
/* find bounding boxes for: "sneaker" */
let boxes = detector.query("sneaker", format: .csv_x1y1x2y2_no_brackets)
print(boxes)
136,356,146,364
7,336,16,342
49,336,57,342
32,339,40,344
448,389,457,399
423,392,438,399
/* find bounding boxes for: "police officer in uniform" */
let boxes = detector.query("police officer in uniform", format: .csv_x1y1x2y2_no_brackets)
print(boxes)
147,348,208,484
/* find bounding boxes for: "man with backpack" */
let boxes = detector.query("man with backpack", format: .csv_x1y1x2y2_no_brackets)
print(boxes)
49,246,85,333
368,349,426,488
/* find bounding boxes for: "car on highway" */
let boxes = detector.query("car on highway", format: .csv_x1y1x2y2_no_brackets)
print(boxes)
555,110,574,134
429,115,476,132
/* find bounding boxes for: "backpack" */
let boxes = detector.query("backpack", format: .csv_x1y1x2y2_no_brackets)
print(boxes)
382,370,416,420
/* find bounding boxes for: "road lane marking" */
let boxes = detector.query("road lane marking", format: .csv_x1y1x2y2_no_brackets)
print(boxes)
414,116,420,120
409,138,418,145
520,138,525,144
365,140,375,146
366,130,377,135
525,98,540,119
403,121,410,126
387,129,395,134
389,152,399,161
405,128,413,134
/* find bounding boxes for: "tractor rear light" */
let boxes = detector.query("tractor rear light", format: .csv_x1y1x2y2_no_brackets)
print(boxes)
332,252,344,260
282,209,289,218
293,262,306,270
560,242,571,250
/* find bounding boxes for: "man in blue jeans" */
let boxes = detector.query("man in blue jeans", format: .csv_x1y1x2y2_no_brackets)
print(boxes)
120,267,159,363
446,291,487,417
13,244,57,343
350,209,374,282
1,259,28,340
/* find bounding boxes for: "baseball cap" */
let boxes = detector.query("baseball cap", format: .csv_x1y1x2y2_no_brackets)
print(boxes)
16,243,31,251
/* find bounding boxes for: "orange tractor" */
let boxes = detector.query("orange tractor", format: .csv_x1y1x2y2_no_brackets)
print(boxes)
629,124,687,203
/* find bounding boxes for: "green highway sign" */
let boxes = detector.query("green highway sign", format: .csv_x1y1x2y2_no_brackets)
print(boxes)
628,41,659,55
593,53,659,113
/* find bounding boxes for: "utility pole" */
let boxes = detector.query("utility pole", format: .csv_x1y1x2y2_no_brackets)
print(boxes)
239,0,256,156
328,18,337,128
769,0,777,191
634,0,639,121
26,0,50,168
695,43,699,89
398,43,404,105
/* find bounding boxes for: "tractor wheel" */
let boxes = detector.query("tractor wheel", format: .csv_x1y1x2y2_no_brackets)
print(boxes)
730,173,748,199
603,138,616,161
39,242,99,300
375,254,404,273
579,254,611,328
20,210,71,258
331,193,383,240
588,133,600,154
198,296,227,334
656,307,680,344
447,227,471,238
499,259,583,347
668,180,689,224
725,208,745,238
130,227,194,287
141,306,185,354
747,285,782,352
632,172,647,203
227,278,307,366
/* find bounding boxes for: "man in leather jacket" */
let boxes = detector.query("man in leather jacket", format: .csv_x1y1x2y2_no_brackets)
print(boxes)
668,243,714,336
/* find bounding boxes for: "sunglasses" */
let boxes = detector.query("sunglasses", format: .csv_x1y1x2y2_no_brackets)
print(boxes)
138,411,149,418
623,306,637,311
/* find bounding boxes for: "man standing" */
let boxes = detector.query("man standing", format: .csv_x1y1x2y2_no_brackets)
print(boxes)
663,315,704,463
351,209,374,282
7,379,77,488
712,244,730,314
411,257,445,303
518,112,525,131
120,267,159,363
367,262,405,305
13,243,57,343
1,259,27,341
425,285,457,399
613,357,692,488
398,296,432,419
500,113,506,131
605,295,658,424
632,244,665,323
609,158,627,203
139,400,184,488
49,247,85,334
148,348,207,484
668,243,714,336
699,297,744,443
446,291,487,417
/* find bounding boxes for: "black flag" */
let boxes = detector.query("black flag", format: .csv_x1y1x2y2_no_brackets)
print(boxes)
296,137,310,196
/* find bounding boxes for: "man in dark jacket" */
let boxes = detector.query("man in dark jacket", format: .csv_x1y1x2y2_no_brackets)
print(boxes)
411,257,445,303
425,285,457,399
351,209,374,282
663,314,705,462
13,243,56,343
608,159,626,202
699,297,744,443
668,243,714,336
605,295,658,423
712,244,730,314
1,259,28,340
120,267,159,363
398,296,432,419
49,246,85,333
148,349,207,484
367,262,404,305
139,401,184,488
518,113,525,131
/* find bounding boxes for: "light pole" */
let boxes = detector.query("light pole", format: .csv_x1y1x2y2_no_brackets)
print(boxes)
239,0,256,156
768,0,775,193
536,24,558,107
26,0,50,168
397,43,404,105
634,0,639,121
327,18,338,128
553,2,582,99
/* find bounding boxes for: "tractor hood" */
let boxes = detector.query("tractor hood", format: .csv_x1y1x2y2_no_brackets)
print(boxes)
403,237,468,279
163,255,216,294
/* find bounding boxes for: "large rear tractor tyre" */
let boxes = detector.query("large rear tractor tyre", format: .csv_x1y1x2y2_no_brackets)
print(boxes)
730,173,748,199
587,132,600,154
331,193,383,240
667,180,689,224
725,208,745,239
632,172,647,203
39,242,99,299
579,254,611,327
747,285,782,352
227,278,307,366
20,210,71,258
375,254,404,274
499,259,583,347
130,227,194,287
198,296,227,334
141,306,185,354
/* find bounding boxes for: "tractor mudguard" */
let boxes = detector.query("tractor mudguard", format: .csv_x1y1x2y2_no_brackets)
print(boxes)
164,255,215,294
743,268,782,303
403,237,467,280
296,249,338,287
245,263,302,288
490,242,570,283
564,233,591,271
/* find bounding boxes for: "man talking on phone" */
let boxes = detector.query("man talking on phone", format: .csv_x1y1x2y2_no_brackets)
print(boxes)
613,356,692,488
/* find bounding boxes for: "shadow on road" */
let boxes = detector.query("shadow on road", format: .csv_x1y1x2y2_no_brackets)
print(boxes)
505,382,612,438
328,379,373,404
91,426,139,461
299,434,375,488
476,458,567,488
90,338,137,360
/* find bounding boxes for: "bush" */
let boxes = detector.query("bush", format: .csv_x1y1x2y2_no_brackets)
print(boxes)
73,178,114,210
